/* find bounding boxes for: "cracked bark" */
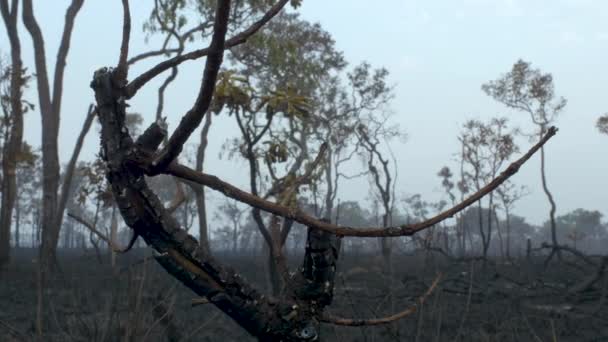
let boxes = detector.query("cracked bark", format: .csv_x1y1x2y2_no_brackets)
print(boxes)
92,68,328,341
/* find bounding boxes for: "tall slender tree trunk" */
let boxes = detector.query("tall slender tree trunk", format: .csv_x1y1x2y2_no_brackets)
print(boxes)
505,206,511,260
110,205,118,268
323,148,334,221
14,196,20,248
232,220,238,254
195,113,212,252
380,214,392,265
477,201,487,259
493,207,504,259
539,133,561,263
22,0,85,272
485,194,494,258
0,0,24,267
458,143,467,257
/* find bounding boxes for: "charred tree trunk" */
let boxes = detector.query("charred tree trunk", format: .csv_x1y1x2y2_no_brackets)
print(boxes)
484,194,494,259
92,67,338,341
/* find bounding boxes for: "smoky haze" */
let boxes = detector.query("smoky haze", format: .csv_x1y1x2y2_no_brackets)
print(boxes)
4,0,606,229
2,1,608,341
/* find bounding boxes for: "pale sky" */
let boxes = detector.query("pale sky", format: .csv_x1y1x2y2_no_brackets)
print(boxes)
2,0,607,226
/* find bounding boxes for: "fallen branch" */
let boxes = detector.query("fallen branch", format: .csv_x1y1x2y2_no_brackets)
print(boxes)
540,242,598,267
321,273,442,326
569,256,608,294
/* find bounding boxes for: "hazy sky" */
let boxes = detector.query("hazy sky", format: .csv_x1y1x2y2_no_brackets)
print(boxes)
2,0,607,226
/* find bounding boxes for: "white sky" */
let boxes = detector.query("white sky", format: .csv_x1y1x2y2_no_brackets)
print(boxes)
2,0,607,226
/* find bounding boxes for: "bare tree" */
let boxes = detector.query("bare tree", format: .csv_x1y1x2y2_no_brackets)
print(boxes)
482,60,566,263
89,1,557,339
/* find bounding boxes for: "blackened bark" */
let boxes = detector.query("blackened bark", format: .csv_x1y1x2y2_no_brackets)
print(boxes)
92,68,320,341
293,220,341,308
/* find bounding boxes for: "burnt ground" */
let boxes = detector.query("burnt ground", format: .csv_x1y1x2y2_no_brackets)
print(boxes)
1,247,607,341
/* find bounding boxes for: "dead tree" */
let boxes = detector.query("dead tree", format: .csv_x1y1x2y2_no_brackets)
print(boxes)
90,0,557,340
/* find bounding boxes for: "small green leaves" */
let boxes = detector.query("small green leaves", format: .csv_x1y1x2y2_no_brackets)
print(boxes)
211,70,253,114
262,86,311,119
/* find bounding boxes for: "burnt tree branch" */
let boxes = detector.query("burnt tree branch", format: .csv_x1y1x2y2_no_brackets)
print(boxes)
92,67,321,341
165,126,557,237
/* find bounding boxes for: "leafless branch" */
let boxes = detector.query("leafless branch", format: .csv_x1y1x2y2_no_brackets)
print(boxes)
56,104,96,228
127,47,179,65
165,127,558,237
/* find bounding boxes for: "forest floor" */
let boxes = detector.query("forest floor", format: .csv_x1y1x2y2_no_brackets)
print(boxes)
1,247,607,341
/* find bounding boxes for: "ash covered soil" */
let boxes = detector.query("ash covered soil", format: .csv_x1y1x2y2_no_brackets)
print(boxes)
1,248,607,341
